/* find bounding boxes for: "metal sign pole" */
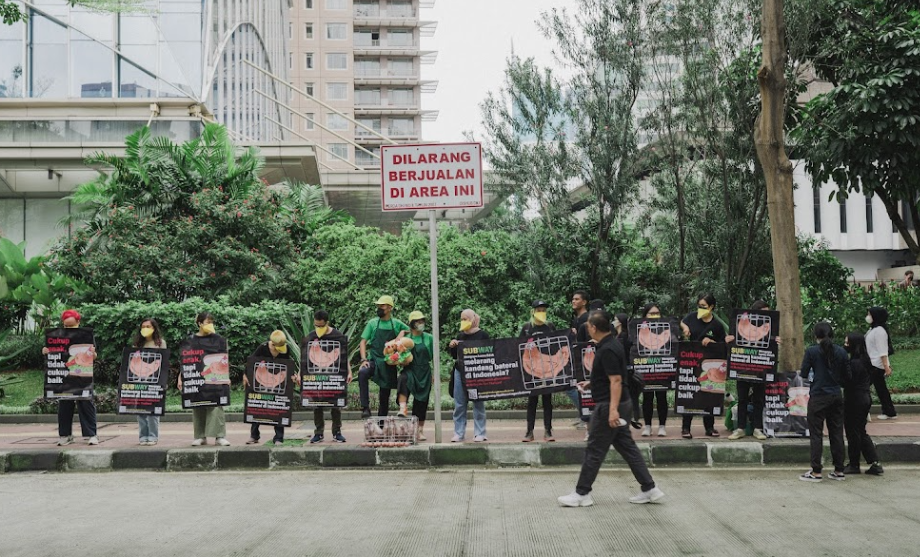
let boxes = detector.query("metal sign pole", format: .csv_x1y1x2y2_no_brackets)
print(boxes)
429,209,442,444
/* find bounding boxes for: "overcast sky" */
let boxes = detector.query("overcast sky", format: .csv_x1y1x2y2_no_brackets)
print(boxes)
421,0,564,143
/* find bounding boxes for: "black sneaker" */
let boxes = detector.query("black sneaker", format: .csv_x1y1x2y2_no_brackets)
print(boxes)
361,408,371,419
866,463,884,476
843,464,861,475
706,429,720,437
310,434,324,444
333,433,346,443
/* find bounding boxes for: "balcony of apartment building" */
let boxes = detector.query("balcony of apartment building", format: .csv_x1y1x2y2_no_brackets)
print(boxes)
353,88,422,116
354,1,418,23
353,29,422,56
354,117,419,143
355,145,382,168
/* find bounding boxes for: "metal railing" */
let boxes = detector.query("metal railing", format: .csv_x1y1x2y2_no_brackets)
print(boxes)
354,6,416,18
354,68,418,78
354,38,418,48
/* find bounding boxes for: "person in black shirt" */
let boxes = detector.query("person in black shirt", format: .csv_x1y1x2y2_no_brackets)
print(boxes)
727,300,773,441
679,293,726,438
521,300,556,442
558,311,664,507
306,311,350,444
567,291,591,428
245,331,294,445
842,332,883,475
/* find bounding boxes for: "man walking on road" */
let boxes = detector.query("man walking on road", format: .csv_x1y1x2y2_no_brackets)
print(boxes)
558,310,665,507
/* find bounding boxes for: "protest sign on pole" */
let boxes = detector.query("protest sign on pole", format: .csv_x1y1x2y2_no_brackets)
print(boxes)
727,309,780,382
117,347,169,416
43,327,95,400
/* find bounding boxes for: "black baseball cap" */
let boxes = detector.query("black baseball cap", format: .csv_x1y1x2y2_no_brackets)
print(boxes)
532,300,549,308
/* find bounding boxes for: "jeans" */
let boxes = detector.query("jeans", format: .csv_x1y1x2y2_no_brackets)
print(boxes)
57,399,97,438
526,394,553,433
870,366,897,417
250,423,284,443
682,414,715,433
736,380,765,430
314,408,342,435
358,363,391,416
137,415,160,442
807,393,845,473
642,390,668,426
566,388,589,422
452,369,486,438
844,391,878,466
576,399,656,495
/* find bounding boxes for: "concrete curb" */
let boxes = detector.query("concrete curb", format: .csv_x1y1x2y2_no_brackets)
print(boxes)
2,439,918,473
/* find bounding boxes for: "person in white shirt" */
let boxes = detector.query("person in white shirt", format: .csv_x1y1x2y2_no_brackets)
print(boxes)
865,306,896,420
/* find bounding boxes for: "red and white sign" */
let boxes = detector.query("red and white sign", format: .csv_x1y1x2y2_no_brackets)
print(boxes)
381,142,483,212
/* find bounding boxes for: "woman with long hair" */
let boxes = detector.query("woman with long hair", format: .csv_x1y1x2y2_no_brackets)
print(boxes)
637,303,669,438
865,306,897,420
132,318,166,445
842,333,884,475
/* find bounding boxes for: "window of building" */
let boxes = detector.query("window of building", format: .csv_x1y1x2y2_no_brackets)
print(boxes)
304,0,313,8
866,194,873,233
388,29,413,47
326,23,346,40
389,117,414,135
328,143,349,161
355,88,381,105
327,53,348,70
355,2,380,17
288,53,292,70
389,1,413,17
305,82,315,97
355,58,381,76
388,58,413,77
326,0,346,10
903,199,917,231
288,22,292,40
389,87,414,106
813,186,822,234
839,198,847,233
305,52,314,70
355,30,380,47
304,113,315,130
327,113,348,130
326,82,347,100
304,23,314,39
356,118,381,135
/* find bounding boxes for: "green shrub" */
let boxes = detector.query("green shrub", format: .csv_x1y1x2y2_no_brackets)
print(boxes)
0,333,44,371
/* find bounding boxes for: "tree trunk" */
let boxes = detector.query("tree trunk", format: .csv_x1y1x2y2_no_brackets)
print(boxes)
754,0,804,372
876,190,920,264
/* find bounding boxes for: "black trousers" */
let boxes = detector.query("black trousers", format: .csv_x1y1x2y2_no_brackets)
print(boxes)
313,408,342,435
737,380,765,430
250,423,284,442
807,393,845,473
526,394,553,432
844,391,878,466
358,363,391,416
870,367,897,417
642,390,668,425
576,400,656,495
682,414,715,433
58,399,97,437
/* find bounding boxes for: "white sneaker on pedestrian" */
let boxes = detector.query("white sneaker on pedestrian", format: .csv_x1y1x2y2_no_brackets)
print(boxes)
215,437,231,446
642,425,652,437
657,425,667,437
728,429,746,440
877,414,897,420
191,438,206,446
58,436,74,446
87,436,99,445
752,428,767,440
558,491,594,507
451,434,463,443
473,435,487,442
629,487,665,504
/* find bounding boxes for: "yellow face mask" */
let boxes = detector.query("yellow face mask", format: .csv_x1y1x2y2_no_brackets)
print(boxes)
140,327,154,338
533,311,547,325
273,342,288,354
459,320,472,332
697,308,712,320
315,326,329,338
648,313,661,319
199,323,216,335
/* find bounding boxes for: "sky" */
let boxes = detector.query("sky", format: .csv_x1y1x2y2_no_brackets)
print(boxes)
421,0,565,143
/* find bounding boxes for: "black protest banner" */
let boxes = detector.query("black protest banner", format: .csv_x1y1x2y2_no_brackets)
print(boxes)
459,331,575,401
179,335,230,408
572,342,596,418
301,335,349,409
675,341,727,417
117,347,169,416
727,309,780,382
244,355,294,427
628,318,679,391
43,327,95,400
763,371,810,438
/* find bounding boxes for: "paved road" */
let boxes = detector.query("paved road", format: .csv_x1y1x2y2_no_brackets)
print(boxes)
2,468,918,556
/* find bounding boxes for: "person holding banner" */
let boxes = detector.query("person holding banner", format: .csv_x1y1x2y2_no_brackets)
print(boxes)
43,309,99,446
132,319,166,445
680,294,726,438
842,333,884,476
637,304,670,437
521,300,556,443
307,311,349,444
567,291,591,428
726,300,774,441
358,295,410,419
865,306,897,420
799,323,848,482
558,311,664,507
397,311,434,441
245,331,291,446
179,312,231,447
449,309,491,442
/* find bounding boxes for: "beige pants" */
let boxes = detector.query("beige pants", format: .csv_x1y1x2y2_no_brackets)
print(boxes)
192,406,226,439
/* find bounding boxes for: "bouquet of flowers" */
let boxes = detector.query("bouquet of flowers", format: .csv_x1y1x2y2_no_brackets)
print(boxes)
383,337,414,367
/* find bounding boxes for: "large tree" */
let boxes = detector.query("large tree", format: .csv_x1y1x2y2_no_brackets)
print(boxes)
795,0,920,264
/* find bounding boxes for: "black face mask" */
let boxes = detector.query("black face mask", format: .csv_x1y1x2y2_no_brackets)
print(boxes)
376,308,386,318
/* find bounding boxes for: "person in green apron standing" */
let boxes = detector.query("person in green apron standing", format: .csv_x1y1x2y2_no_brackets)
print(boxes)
358,295,410,418
397,310,434,441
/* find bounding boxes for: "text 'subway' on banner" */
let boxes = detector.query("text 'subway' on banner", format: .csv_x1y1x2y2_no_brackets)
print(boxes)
301,335,349,409
727,309,780,383
458,331,576,401
628,318,679,391
44,327,95,400
117,347,169,416
676,341,727,417
381,143,484,211
179,336,230,408
244,355,294,427
763,371,810,438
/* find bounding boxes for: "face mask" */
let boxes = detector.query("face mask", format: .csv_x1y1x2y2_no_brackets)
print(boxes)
199,323,215,335
414,323,426,332
865,315,873,325
273,343,288,354
376,308,387,318
315,326,329,338
460,320,472,332
648,313,661,319
140,327,154,339
697,308,711,320
612,319,621,329
533,311,547,325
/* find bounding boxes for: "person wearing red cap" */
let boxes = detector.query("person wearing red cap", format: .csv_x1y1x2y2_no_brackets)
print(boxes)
42,310,99,446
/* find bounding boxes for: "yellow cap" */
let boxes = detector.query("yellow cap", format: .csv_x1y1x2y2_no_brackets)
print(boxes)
270,330,287,346
375,295,395,307
407,310,425,322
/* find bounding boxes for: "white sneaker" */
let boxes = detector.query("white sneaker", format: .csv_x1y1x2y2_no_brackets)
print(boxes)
752,428,767,440
657,426,667,437
877,414,897,420
642,425,652,437
728,429,746,440
451,434,463,443
473,435,487,442
58,436,74,446
191,438,206,446
215,437,231,446
87,436,99,445
558,491,594,507
629,487,665,504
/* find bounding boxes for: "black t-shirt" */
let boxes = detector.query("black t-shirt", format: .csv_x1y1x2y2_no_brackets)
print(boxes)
570,312,588,331
589,334,628,404
252,341,273,358
519,322,555,338
682,313,727,343
448,329,491,359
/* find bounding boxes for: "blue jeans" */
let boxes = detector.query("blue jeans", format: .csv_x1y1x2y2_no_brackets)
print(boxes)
452,369,486,439
137,415,160,442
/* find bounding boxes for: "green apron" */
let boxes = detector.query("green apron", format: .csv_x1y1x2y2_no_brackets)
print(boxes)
370,319,401,389
406,334,432,402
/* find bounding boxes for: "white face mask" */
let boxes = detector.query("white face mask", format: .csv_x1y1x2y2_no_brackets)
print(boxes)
866,315,873,325
612,319,621,329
